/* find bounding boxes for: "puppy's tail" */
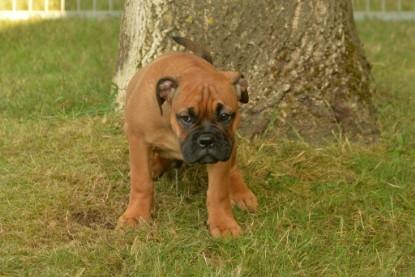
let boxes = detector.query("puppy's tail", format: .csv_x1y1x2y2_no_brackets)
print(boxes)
171,36,213,64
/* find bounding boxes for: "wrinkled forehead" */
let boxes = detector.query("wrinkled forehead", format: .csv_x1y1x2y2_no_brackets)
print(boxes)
173,78,238,116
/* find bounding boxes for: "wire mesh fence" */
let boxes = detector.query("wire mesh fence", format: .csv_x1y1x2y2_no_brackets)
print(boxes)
353,0,415,20
0,0,123,20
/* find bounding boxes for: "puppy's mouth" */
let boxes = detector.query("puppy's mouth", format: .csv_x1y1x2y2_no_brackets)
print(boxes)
192,149,220,164
180,129,233,164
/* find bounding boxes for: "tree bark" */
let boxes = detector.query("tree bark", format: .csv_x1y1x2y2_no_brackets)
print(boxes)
113,0,378,142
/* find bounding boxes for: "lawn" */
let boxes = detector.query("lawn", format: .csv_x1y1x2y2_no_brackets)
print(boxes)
1,18,414,275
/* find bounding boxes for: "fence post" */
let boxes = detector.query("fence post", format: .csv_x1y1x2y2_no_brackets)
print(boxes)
365,0,370,12
109,0,113,12
398,0,402,12
12,0,16,11
61,0,65,12
93,0,97,11
45,0,49,12
28,0,33,11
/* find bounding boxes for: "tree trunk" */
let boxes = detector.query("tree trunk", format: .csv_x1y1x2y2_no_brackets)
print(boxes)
113,0,378,142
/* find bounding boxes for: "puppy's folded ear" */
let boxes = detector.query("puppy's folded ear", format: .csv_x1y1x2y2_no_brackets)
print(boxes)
156,77,178,115
222,71,249,104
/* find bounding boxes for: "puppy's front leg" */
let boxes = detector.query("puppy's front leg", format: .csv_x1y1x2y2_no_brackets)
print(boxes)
206,161,242,238
118,128,153,227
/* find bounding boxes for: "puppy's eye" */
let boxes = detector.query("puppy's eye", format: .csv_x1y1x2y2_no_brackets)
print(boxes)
179,115,193,124
219,113,232,123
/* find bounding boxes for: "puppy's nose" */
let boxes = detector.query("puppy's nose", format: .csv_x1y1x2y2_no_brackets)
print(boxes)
197,133,215,148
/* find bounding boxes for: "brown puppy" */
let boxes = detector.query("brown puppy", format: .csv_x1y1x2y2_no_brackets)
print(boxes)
118,37,258,238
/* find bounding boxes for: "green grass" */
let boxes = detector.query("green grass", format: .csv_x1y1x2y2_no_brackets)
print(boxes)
1,18,415,276
0,18,119,118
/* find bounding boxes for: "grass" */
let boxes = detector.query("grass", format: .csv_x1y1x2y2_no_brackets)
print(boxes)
1,18,415,276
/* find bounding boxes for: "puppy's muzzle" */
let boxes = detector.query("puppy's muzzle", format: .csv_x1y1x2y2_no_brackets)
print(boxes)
181,128,233,164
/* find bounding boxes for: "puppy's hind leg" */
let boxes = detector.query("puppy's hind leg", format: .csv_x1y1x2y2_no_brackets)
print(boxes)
151,153,172,179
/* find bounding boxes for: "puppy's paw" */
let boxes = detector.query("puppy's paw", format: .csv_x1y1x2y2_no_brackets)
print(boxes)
208,216,242,238
231,189,258,212
116,212,151,229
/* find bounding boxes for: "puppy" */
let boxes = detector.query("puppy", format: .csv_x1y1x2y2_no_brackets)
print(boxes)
118,37,258,238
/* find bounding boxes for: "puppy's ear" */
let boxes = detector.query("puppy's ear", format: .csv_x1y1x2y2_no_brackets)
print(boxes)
223,72,249,104
156,77,178,115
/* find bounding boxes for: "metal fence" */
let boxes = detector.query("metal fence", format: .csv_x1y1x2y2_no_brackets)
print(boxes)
0,0,123,20
1,0,415,21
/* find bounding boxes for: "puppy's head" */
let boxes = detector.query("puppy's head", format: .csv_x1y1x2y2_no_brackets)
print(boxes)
156,71,249,164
